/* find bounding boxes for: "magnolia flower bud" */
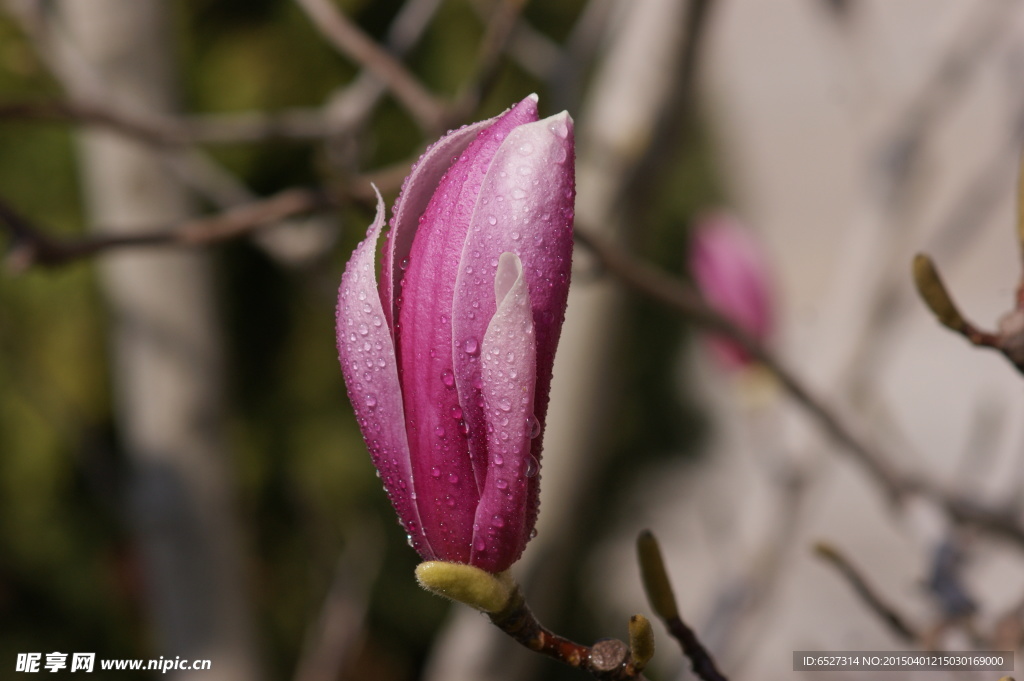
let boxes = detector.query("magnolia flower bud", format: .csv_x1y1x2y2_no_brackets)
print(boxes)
337,96,575,573
689,212,775,367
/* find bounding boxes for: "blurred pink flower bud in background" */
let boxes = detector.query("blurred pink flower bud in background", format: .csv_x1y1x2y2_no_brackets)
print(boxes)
689,211,775,368
336,96,575,573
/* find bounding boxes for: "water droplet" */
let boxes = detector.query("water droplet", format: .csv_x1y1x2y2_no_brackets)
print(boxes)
493,453,504,465
512,189,526,200
518,142,534,155
450,405,463,419
441,370,455,387
474,538,486,552
434,425,445,437
488,215,497,226
530,527,538,539
496,478,508,490
528,415,541,439
464,338,479,355
406,534,415,547
525,456,539,478
448,473,459,484
492,514,505,528
446,497,455,507
365,394,378,408
431,467,441,478
458,420,470,436
497,398,511,412
358,324,369,336
400,257,410,270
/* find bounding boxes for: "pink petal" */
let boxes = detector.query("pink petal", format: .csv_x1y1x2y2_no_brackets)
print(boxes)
690,213,774,367
336,188,433,558
395,97,540,562
451,112,575,537
469,253,538,572
381,117,496,333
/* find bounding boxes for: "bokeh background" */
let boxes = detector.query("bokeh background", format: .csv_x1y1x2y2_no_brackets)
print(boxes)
2,1,1024,680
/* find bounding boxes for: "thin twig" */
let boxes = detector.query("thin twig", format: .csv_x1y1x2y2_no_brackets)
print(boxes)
813,541,920,642
573,226,905,501
294,0,446,132
0,188,333,269
448,0,530,124
489,585,649,681
0,99,189,146
322,0,444,131
637,530,729,681
574,226,1024,548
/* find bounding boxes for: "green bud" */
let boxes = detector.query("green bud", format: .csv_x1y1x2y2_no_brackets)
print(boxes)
912,254,966,332
628,614,655,670
415,561,514,613
637,530,679,620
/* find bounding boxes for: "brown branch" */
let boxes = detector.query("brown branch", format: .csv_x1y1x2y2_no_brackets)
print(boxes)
575,226,1024,548
489,585,648,681
813,542,920,642
448,0,530,125
0,99,339,146
574,226,905,501
294,0,446,132
636,530,729,681
0,188,334,270
0,99,189,146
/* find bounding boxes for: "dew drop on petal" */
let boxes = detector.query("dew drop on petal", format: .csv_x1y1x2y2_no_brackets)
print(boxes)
496,478,508,490
434,425,445,437
365,394,378,409
525,456,539,478
450,405,463,419
492,514,505,528
488,215,497,225
464,338,479,355
431,467,441,478
493,453,503,465
474,538,486,552
528,415,541,439
441,370,455,387
448,473,459,484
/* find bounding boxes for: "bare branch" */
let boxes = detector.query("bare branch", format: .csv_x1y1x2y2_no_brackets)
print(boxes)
637,530,730,681
0,188,333,270
574,225,1024,548
449,0,530,122
294,0,446,132
814,542,920,642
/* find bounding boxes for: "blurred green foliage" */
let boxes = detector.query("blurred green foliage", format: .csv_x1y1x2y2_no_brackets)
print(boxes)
0,1,719,679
